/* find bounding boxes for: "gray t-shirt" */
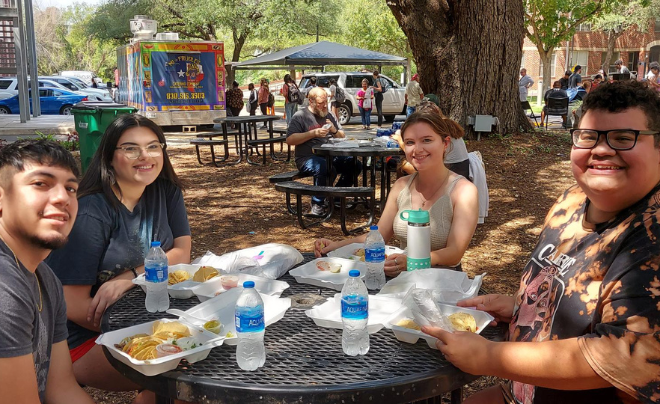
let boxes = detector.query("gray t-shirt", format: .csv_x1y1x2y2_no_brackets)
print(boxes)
287,107,340,166
0,240,68,402
568,73,582,88
47,178,190,348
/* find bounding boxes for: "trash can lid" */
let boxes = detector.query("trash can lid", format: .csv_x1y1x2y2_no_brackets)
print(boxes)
71,101,137,112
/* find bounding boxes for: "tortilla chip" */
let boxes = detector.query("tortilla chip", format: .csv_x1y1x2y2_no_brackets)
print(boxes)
168,270,190,285
448,312,477,333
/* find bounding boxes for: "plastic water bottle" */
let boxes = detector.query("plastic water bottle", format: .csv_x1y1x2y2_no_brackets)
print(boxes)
144,241,169,313
364,225,386,290
341,270,369,356
235,281,266,371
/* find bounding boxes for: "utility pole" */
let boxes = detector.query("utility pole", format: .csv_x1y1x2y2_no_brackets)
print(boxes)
316,23,319,42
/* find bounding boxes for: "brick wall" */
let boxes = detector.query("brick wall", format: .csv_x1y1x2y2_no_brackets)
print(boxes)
521,19,660,94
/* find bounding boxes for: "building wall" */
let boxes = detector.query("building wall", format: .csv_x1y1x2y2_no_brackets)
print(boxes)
521,20,660,95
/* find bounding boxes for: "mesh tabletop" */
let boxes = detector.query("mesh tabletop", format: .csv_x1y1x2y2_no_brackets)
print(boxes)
102,254,506,403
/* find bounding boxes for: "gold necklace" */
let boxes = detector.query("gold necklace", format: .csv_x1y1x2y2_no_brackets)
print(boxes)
417,173,450,208
2,239,42,312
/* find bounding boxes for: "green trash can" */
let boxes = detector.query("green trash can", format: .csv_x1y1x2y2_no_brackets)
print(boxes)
72,102,137,173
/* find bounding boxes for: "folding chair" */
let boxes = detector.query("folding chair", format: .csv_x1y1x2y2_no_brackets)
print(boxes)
544,97,569,130
521,100,539,126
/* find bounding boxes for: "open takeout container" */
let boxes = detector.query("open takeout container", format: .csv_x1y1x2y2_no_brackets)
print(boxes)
192,273,290,302
289,257,366,291
326,243,404,262
385,305,494,349
305,294,402,334
96,318,224,376
132,263,225,300
178,287,291,346
377,268,485,303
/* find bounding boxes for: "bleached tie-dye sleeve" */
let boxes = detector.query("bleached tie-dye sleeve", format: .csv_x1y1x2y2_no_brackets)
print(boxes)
578,204,660,403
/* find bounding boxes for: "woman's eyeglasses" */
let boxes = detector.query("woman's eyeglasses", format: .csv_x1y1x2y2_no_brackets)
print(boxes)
116,143,165,159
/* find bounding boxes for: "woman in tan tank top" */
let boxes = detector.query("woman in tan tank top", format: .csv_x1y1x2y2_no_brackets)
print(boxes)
314,110,479,277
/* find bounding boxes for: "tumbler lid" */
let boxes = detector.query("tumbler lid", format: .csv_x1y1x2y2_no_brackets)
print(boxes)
399,209,430,224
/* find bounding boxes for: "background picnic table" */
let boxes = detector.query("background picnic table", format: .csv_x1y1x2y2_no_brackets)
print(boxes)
85,130,575,403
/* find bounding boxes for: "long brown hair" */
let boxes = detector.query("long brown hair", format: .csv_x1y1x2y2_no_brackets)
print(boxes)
77,114,184,208
401,109,464,142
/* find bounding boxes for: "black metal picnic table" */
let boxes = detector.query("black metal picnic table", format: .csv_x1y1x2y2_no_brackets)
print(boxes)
313,145,404,212
102,253,506,404
213,115,284,165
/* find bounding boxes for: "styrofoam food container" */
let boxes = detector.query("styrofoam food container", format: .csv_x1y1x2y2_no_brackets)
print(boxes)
305,294,402,334
327,243,404,261
96,318,224,376
132,264,223,299
180,287,291,346
385,304,494,349
289,257,366,291
192,273,289,302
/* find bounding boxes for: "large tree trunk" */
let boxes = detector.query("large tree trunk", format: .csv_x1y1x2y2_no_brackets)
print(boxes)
387,0,531,138
539,49,553,99
601,30,622,73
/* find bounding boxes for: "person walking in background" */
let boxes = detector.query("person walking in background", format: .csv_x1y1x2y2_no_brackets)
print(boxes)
405,73,424,116
328,78,339,119
282,74,300,126
559,70,571,90
247,83,258,116
258,78,270,128
569,65,583,88
372,70,385,128
225,81,244,129
518,68,534,102
356,78,374,130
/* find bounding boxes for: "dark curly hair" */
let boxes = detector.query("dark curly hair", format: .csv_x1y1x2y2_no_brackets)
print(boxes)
581,80,660,146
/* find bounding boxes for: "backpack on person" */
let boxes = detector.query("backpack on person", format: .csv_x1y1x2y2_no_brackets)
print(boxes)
380,77,390,94
287,83,303,105
268,92,275,107
334,86,346,103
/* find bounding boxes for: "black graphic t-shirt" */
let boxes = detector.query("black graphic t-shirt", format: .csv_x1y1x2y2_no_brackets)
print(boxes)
509,184,660,404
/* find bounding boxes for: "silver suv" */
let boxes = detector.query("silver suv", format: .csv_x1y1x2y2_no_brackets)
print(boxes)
298,72,406,125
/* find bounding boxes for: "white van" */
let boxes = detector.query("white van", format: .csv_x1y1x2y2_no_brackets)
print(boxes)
59,71,95,86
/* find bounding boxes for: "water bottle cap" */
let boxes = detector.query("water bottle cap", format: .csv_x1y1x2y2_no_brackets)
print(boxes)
369,225,378,231
348,270,361,277
242,281,255,288
151,241,161,247
399,209,430,224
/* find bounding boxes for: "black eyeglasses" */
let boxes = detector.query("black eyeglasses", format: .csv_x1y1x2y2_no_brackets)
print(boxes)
570,129,659,150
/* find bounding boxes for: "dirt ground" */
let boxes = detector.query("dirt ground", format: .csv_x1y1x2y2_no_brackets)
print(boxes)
85,128,576,403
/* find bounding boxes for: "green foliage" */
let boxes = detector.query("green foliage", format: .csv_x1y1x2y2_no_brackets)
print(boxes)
525,0,617,52
32,132,80,151
592,0,659,33
36,0,410,86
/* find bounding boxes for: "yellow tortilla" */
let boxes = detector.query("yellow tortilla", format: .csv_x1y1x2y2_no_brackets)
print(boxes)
448,312,477,333
168,269,190,285
192,266,219,282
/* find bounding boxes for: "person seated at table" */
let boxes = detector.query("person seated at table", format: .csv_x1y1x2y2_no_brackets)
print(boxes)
0,140,95,404
286,86,362,217
315,110,479,276
46,114,192,403
423,80,660,404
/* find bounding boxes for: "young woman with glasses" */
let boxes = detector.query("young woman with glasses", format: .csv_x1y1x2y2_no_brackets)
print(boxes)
46,114,191,403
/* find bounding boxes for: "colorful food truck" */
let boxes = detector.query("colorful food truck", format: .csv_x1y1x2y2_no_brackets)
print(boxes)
116,40,226,127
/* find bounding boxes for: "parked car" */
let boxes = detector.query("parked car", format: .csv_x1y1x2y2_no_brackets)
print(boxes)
0,76,112,102
41,76,113,101
298,72,406,125
0,87,87,115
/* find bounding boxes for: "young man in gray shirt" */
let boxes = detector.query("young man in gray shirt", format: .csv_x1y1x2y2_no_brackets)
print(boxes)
0,140,93,404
